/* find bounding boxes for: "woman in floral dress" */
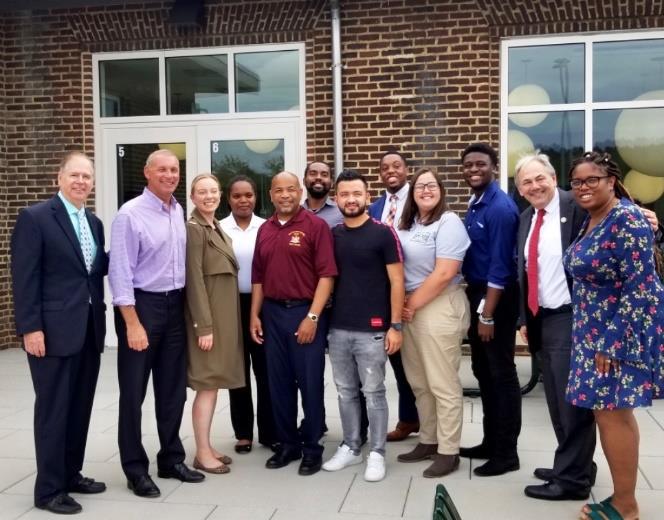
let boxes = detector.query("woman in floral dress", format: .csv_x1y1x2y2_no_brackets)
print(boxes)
563,151,664,520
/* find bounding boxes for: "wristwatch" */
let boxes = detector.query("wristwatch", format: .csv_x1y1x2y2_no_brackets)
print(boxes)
307,312,319,323
390,322,403,331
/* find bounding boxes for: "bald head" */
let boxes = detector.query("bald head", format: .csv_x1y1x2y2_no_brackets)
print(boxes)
269,171,302,220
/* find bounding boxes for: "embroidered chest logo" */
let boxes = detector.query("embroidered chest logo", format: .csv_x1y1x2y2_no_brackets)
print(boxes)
288,230,305,247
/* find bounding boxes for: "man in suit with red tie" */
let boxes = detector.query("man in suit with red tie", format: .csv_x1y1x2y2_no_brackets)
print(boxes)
515,152,596,501
11,152,108,514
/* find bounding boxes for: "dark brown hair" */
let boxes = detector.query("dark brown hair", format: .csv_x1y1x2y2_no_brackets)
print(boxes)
568,151,632,201
399,168,447,230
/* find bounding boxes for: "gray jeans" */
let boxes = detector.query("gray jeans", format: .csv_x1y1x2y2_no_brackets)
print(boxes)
327,328,388,455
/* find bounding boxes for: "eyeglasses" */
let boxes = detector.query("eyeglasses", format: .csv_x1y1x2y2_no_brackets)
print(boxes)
569,176,609,189
413,182,440,192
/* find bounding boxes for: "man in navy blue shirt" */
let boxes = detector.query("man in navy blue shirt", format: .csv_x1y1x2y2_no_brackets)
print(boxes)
459,143,522,477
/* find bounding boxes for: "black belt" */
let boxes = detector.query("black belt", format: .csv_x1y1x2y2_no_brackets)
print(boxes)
539,304,572,317
265,298,311,308
135,288,184,297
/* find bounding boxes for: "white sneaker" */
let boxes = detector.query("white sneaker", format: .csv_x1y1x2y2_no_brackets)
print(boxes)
322,444,363,472
364,451,386,482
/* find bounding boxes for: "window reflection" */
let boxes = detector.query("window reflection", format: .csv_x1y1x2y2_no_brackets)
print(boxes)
594,40,664,102
167,55,229,114
100,59,159,117
235,51,299,112
508,44,584,105
210,139,285,219
116,143,187,209
594,108,664,209
507,112,584,207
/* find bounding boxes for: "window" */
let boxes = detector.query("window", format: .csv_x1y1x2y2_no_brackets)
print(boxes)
502,32,664,217
95,46,301,119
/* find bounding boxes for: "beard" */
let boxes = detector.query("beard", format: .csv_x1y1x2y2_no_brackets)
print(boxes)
340,203,366,217
306,183,330,200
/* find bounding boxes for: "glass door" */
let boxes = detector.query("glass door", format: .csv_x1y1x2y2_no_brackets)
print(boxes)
98,126,196,346
197,120,300,219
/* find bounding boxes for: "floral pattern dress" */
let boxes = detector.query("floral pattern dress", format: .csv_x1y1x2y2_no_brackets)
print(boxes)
563,198,664,409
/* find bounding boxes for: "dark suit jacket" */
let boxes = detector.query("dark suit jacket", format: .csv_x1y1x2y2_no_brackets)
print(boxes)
368,193,387,220
11,195,108,356
517,188,585,353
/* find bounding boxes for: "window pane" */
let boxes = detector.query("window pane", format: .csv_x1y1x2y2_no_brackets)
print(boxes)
594,39,664,102
507,111,585,206
210,139,284,219
166,55,229,114
116,143,187,209
508,44,584,106
235,51,299,112
594,109,664,212
100,59,159,117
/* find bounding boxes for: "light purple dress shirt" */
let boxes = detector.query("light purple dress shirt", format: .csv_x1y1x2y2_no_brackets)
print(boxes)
109,187,186,306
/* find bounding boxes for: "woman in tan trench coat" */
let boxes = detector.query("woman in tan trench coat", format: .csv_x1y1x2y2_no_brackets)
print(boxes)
186,174,245,474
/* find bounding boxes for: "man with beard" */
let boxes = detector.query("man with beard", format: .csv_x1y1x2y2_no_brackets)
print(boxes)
368,150,420,442
322,170,404,482
250,172,337,476
302,161,343,228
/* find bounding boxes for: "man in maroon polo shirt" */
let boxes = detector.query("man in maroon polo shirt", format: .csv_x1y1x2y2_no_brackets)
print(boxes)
250,171,337,476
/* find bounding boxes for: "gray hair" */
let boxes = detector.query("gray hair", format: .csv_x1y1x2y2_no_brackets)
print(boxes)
514,151,556,184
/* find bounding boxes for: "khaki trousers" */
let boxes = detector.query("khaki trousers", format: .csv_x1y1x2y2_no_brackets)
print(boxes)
402,284,470,454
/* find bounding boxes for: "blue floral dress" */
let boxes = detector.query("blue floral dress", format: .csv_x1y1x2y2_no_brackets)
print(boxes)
563,198,664,410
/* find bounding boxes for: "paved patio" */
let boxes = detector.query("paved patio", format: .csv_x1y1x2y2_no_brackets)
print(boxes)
0,347,662,519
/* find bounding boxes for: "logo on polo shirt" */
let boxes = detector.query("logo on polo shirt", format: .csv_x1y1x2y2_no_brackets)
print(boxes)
288,230,305,247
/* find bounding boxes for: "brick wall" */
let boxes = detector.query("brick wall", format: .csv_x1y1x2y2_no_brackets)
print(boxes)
1,0,662,348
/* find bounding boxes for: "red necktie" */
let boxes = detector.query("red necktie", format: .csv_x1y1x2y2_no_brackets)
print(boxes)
527,209,545,316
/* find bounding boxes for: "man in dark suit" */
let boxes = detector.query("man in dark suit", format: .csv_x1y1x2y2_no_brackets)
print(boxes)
11,152,108,514
368,150,420,441
514,152,596,500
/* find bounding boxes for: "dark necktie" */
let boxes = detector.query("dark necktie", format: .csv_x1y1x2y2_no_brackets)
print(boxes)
527,209,545,316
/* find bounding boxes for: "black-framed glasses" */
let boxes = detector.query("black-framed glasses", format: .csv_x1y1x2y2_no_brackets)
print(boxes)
570,176,609,189
413,182,440,192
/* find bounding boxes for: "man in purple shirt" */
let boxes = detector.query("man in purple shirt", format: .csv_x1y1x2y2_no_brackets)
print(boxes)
109,149,204,498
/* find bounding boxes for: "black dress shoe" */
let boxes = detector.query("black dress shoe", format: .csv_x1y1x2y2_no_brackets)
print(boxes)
68,476,106,494
157,462,205,483
524,482,590,501
534,462,597,485
36,494,82,514
127,475,161,498
265,450,302,469
534,467,554,481
459,443,491,459
473,457,520,477
298,456,323,476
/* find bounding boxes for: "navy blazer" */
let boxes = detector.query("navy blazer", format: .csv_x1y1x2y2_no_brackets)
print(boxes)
517,188,585,353
11,195,108,356
368,193,387,220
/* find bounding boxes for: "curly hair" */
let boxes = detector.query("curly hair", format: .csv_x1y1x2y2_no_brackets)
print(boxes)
568,151,632,201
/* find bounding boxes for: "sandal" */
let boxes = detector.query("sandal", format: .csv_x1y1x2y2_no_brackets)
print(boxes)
583,501,624,520
193,457,230,474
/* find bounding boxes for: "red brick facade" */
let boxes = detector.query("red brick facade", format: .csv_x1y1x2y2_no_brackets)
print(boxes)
1,0,663,347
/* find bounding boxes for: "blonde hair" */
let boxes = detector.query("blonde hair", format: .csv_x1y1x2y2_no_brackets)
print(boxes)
190,173,221,195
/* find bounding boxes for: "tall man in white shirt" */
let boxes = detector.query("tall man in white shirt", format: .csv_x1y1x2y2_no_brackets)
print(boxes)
368,150,419,441
515,153,596,501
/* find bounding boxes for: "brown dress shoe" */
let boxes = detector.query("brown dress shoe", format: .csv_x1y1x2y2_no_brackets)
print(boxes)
386,421,420,442
397,443,438,463
423,454,460,478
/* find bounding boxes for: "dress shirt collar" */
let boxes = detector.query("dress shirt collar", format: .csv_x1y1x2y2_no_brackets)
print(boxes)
468,180,499,207
143,186,178,211
383,182,409,202
302,197,336,213
58,191,84,215
226,213,263,231
543,188,560,215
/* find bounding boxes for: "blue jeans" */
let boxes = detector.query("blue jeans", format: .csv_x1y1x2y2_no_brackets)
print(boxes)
327,328,388,455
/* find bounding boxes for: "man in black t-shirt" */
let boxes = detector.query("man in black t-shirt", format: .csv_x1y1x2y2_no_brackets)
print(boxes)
321,170,405,483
